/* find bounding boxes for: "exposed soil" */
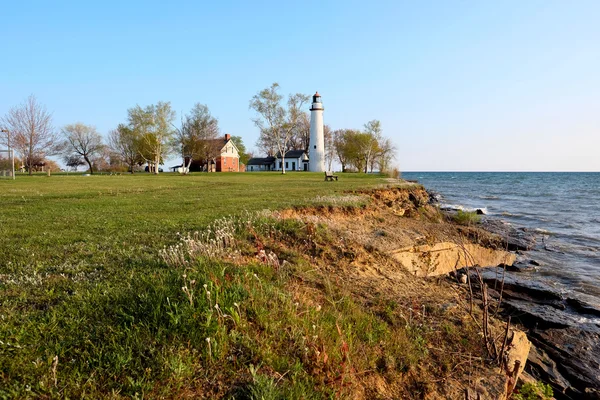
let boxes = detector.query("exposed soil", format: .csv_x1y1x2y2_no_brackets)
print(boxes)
269,185,529,399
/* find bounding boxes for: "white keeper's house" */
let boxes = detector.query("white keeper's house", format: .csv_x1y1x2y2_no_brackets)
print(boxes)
246,150,309,172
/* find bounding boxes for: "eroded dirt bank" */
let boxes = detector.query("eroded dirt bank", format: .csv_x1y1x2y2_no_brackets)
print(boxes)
268,185,531,399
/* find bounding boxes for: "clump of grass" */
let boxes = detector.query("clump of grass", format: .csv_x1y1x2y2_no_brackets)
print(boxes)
453,209,481,225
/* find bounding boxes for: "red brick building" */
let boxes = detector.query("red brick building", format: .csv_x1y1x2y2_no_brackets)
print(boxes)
186,134,242,172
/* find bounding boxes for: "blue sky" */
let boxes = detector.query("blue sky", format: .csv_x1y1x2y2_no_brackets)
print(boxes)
2,0,599,171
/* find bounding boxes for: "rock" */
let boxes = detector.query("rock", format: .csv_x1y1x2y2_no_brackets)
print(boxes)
479,219,537,251
426,189,441,205
528,327,600,397
476,208,485,215
585,388,600,400
566,298,600,318
459,273,468,284
506,261,537,272
529,259,541,266
526,343,572,396
478,270,600,397
505,330,531,382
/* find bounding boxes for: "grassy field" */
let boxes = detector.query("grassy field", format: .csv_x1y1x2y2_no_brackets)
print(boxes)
1,172,412,398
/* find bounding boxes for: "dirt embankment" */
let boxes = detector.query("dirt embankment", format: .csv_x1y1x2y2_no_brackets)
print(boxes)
274,185,531,399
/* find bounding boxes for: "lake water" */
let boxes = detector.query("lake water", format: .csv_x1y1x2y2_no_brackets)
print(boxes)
402,172,600,301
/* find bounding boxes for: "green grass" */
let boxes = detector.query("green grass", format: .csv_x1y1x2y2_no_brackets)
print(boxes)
452,209,481,226
1,172,412,398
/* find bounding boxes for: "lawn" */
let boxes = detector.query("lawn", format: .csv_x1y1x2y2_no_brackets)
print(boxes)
0,172,399,398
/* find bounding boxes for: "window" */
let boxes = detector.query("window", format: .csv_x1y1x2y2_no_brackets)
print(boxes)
292,162,296,170
224,158,227,165
285,162,288,169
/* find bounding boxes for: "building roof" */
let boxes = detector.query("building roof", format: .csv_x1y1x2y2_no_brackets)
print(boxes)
275,150,307,159
246,157,276,166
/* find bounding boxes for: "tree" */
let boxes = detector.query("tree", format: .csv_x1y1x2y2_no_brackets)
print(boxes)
289,112,311,152
333,129,359,172
61,123,105,174
230,135,250,165
250,83,310,174
0,95,58,175
323,124,334,170
362,120,382,173
109,124,142,173
375,137,396,173
128,102,176,174
63,154,86,171
175,104,219,174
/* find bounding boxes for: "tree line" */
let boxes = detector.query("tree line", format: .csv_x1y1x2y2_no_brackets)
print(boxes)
0,95,248,175
1,89,396,175
250,83,396,173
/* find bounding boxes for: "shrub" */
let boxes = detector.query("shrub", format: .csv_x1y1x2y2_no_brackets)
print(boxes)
453,210,481,225
514,381,554,400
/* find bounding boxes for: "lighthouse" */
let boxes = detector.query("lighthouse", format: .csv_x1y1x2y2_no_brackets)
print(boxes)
309,91,325,172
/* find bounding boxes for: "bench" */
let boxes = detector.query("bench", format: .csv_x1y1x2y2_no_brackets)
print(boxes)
324,171,338,181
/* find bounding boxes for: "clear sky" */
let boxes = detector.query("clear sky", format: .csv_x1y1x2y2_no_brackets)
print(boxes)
1,0,599,171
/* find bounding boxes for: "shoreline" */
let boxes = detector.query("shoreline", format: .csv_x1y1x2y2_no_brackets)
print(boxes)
427,186,600,399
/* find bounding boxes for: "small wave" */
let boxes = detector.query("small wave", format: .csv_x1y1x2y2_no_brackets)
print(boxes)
534,228,555,235
479,195,500,200
441,204,487,214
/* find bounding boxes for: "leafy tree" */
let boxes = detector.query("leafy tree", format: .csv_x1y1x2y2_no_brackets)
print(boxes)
333,122,395,173
0,95,59,175
250,83,310,174
230,135,250,165
61,123,105,174
128,102,176,174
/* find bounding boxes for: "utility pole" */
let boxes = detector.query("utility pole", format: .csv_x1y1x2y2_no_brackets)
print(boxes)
1,129,15,179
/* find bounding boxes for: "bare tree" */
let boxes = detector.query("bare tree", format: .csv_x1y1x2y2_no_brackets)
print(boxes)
1,95,58,175
324,124,335,171
289,112,311,152
61,123,105,174
250,83,310,174
376,137,396,173
63,154,86,172
175,103,220,174
109,124,142,173
363,120,382,173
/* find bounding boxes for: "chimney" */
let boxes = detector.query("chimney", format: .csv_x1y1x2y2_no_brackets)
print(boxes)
225,134,231,141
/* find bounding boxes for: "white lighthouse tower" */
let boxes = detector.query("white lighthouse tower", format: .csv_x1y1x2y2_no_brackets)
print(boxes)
309,91,325,172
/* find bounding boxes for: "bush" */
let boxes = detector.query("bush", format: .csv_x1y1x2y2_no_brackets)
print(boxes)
453,210,481,225
514,381,554,400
